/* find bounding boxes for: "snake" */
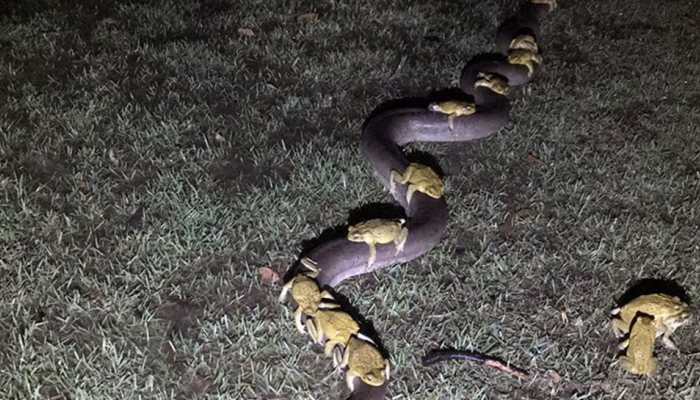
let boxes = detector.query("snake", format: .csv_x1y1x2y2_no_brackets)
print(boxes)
284,1,557,398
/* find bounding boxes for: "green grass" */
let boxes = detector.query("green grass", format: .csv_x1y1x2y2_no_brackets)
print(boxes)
1,0,699,399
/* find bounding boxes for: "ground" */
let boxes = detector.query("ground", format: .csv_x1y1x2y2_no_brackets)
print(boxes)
1,0,699,399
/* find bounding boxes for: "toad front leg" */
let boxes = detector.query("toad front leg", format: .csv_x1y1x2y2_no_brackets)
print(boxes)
393,226,408,256
366,242,378,271
610,316,630,339
659,324,680,351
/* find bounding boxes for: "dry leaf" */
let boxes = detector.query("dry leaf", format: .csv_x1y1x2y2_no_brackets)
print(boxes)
297,13,319,24
546,369,562,384
527,152,544,165
258,266,280,285
238,27,254,37
189,374,211,395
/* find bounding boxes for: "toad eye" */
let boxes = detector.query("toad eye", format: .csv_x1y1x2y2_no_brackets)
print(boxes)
366,373,382,384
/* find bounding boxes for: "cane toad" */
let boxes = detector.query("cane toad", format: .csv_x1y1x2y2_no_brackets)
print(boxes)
279,257,336,334
428,100,476,130
336,333,390,391
509,34,539,53
390,163,444,206
611,293,691,351
306,307,360,358
347,218,408,269
618,315,657,376
474,72,510,96
507,49,542,77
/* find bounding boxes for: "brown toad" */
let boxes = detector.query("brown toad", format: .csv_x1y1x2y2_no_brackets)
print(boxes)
610,293,691,351
618,315,657,376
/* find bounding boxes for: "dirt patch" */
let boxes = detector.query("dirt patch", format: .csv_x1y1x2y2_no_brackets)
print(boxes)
607,102,657,144
548,32,589,65
1,7,117,92
208,157,293,193
1,0,113,29
229,283,278,318
156,299,203,338
146,29,210,47
176,372,212,399
39,384,71,400
605,21,668,41
20,153,71,192
111,166,157,196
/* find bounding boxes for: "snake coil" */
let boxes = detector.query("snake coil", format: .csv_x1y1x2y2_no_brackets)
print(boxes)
281,1,558,398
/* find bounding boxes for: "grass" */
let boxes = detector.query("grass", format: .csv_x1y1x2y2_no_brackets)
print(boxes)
1,0,699,399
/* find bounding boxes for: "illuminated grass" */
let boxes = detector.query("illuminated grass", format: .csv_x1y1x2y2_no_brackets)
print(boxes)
1,0,698,399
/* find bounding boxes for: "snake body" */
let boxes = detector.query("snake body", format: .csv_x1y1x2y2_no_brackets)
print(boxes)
284,1,557,398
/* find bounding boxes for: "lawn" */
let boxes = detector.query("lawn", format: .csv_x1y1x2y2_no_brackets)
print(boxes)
1,0,699,399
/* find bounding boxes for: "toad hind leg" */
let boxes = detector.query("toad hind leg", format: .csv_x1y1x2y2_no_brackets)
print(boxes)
611,318,629,338
339,346,357,390
394,227,408,256
345,370,358,391
389,169,410,197
305,318,323,344
618,355,632,372
618,338,630,351
300,257,320,277
389,170,402,196
320,290,335,301
332,346,344,369
405,184,417,205
447,115,455,130
294,309,306,334
353,333,390,380
366,243,377,270
278,280,294,303
324,339,344,358
356,332,376,344
661,332,679,351
317,302,341,310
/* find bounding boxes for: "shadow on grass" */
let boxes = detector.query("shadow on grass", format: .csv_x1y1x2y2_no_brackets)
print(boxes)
614,278,692,306
405,150,446,177
348,202,405,225
285,224,347,283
